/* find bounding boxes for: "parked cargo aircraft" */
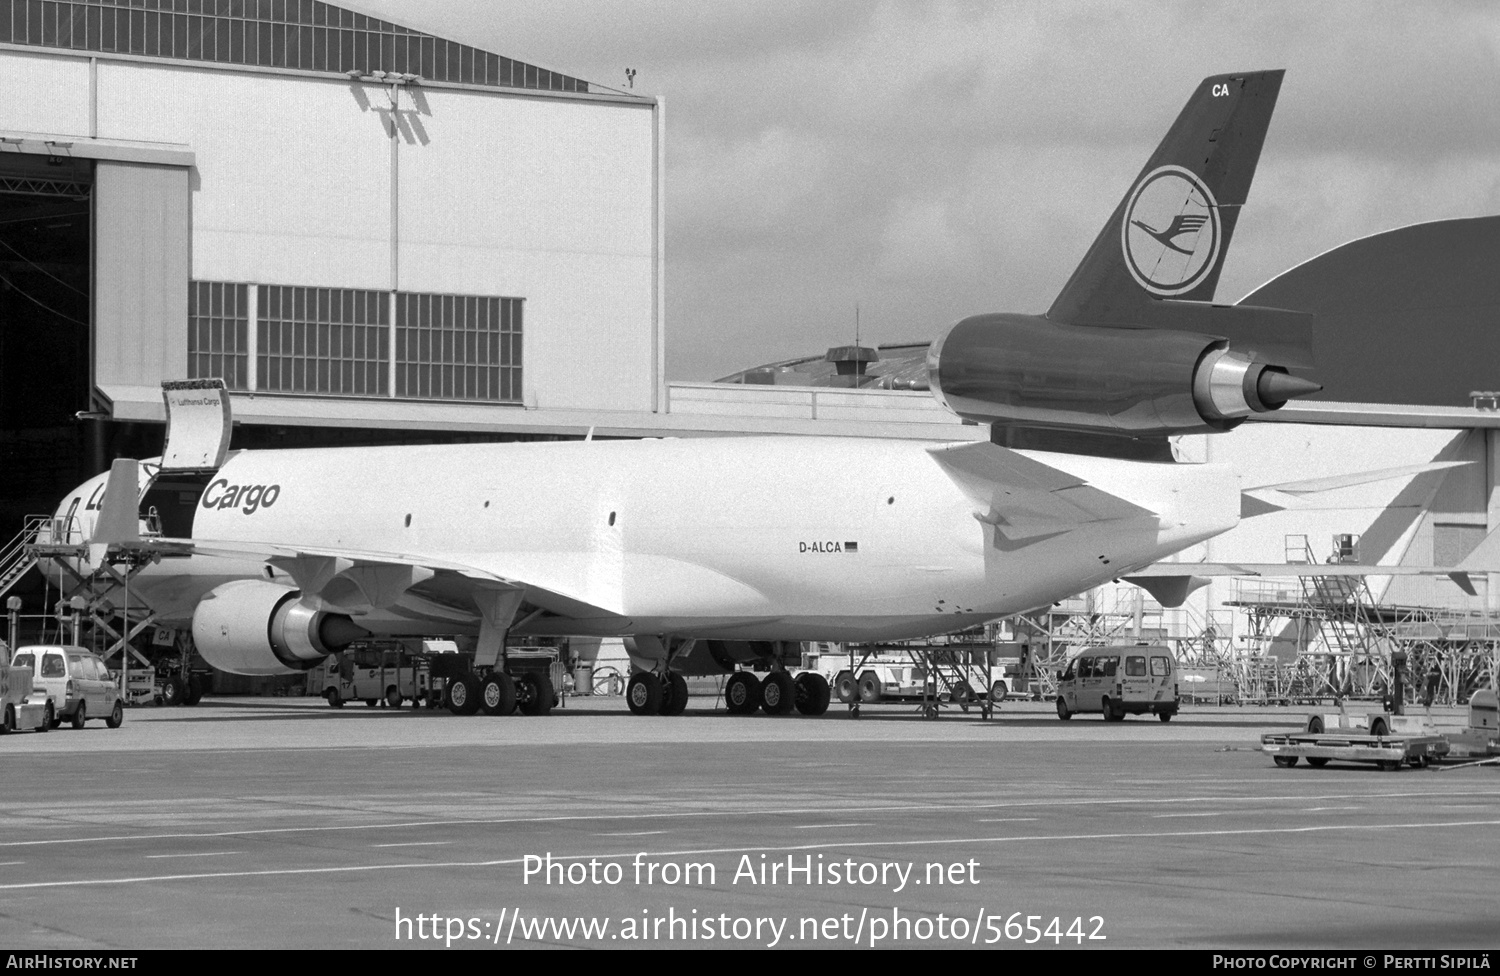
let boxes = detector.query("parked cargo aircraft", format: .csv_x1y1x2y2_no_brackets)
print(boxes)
44,70,1392,717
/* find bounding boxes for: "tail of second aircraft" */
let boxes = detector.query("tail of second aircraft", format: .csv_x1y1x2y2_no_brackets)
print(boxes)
1046,70,1284,326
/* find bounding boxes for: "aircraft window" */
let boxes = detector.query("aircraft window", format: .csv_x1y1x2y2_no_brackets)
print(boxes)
1102,658,1119,678
13,653,34,670
1151,656,1172,677
1126,656,1147,677
42,654,66,678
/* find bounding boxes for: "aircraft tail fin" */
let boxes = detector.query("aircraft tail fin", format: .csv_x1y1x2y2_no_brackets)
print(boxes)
1047,69,1284,326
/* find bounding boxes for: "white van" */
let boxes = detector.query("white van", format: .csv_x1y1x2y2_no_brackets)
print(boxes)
12,645,124,729
1055,645,1179,722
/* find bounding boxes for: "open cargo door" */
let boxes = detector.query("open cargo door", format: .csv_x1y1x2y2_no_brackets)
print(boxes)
160,379,231,473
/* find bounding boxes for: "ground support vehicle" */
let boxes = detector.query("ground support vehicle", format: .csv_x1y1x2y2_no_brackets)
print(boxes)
1264,690,1498,770
8,645,123,730
1260,731,1450,771
1,651,51,734
1053,645,1180,722
310,644,432,708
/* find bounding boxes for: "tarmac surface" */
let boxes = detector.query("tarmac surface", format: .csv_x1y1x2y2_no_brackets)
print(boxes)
0,694,1496,951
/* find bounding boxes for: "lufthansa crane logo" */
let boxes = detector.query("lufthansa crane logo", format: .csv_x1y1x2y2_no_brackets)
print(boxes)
1120,165,1221,297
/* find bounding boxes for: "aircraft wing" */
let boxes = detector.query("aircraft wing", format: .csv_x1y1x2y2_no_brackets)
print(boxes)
1240,460,1471,517
118,535,623,622
928,441,1155,542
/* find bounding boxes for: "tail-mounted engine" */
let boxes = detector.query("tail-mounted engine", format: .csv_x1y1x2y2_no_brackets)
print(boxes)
926,312,1320,436
191,579,368,676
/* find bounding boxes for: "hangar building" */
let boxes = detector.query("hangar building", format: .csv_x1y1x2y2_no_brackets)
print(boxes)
0,0,665,547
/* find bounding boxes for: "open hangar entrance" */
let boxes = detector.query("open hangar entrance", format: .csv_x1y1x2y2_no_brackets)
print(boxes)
0,150,92,545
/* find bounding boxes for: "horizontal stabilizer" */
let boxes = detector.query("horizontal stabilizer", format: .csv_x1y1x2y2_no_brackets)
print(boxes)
1240,460,1471,518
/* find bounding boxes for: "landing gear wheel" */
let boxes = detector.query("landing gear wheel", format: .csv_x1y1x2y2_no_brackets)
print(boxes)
1369,718,1390,738
70,702,86,729
793,672,831,716
1056,696,1072,720
761,672,796,715
480,673,516,716
161,675,185,707
106,701,124,729
183,675,204,706
659,673,689,716
627,672,663,715
1306,757,1329,767
518,672,555,716
385,687,403,709
446,673,482,715
325,688,344,708
1273,755,1300,768
723,672,761,715
857,671,883,704
834,670,856,705
989,680,1008,702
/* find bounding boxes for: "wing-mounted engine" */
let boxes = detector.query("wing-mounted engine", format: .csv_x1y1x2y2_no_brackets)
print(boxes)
927,310,1321,436
191,579,368,676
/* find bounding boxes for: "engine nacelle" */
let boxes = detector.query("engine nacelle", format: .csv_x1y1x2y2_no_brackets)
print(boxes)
191,579,368,676
926,313,1320,436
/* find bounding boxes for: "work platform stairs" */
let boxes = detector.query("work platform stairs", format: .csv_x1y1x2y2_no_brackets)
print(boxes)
0,515,69,601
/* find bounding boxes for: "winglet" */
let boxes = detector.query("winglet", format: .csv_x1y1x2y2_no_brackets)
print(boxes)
88,458,140,565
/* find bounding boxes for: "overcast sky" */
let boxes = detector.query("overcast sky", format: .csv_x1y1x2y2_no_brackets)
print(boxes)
347,1,1500,381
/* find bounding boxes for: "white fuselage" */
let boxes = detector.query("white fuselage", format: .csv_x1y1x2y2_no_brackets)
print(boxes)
48,437,1240,643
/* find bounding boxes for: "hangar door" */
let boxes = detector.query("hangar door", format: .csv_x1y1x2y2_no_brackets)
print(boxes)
93,161,190,392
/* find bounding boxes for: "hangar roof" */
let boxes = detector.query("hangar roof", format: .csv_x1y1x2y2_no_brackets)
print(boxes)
0,0,594,94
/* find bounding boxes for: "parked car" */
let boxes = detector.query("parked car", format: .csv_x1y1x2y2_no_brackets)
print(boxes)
11,645,124,729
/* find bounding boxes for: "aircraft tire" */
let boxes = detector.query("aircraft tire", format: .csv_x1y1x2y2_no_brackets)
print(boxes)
161,675,185,707
659,673,689,716
480,673,516,716
1056,696,1071,720
627,672,663,715
761,671,796,715
833,670,855,705
325,688,344,708
793,672,831,716
723,672,761,715
183,675,205,706
447,674,482,715
857,671,883,704
519,672,555,717
106,701,124,729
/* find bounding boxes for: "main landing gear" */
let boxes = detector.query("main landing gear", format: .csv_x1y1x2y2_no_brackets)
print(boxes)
722,670,831,717
625,671,689,716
